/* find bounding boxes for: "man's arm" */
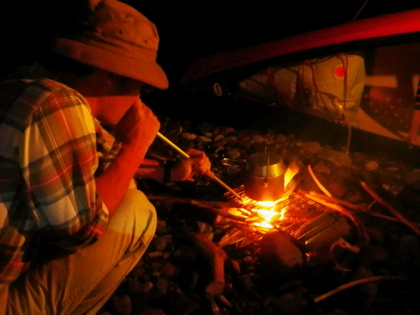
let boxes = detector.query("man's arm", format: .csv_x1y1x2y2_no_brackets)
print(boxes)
94,100,160,216
135,149,212,183
19,84,108,246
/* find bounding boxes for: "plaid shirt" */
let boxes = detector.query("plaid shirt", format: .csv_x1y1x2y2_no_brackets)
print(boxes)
0,78,112,284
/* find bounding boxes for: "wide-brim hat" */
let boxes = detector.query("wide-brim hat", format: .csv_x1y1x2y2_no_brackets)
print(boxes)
52,0,169,89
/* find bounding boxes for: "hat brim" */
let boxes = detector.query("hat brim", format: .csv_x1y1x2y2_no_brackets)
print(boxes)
53,38,169,90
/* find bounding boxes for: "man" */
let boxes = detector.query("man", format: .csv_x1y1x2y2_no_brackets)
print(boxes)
0,0,210,314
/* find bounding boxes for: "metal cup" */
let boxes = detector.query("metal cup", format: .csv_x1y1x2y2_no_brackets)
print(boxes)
244,151,286,201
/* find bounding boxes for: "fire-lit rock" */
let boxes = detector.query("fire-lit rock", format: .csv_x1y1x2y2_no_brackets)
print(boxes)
259,230,303,278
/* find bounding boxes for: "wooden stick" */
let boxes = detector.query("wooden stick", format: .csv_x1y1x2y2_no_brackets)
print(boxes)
360,181,420,235
146,195,249,221
307,165,332,197
157,132,243,201
368,211,420,227
308,191,420,227
307,191,365,211
157,132,190,158
314,276,406,304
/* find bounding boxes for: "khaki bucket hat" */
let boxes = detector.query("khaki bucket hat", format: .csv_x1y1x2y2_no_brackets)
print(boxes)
52,0,169,89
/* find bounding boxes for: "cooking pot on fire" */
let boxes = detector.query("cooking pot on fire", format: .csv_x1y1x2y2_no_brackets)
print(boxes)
244,152,286,201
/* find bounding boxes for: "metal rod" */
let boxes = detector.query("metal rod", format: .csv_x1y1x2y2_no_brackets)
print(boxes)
157,132,243,201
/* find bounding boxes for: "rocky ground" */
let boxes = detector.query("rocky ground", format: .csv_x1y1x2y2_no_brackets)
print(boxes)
98,117,420,315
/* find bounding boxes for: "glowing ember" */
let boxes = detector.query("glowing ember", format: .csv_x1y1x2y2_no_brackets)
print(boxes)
221,188,326,247
237,196,287,231
254,200,277,208
223,162,318,235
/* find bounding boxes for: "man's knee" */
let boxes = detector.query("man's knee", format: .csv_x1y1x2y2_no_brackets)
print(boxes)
111,189,157,254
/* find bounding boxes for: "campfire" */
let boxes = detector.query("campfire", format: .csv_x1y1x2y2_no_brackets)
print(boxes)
99,117,420,315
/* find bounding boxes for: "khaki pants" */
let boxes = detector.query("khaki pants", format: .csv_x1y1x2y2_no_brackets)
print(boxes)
2,189,156,315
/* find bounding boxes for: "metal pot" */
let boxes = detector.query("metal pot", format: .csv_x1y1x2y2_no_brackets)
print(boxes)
244,151,286,201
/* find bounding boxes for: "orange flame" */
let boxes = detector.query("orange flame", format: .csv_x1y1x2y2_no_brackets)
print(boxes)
226,163,301,233
237,196,288,231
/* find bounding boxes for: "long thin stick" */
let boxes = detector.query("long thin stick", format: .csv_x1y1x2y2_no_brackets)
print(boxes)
157,132,190,158
307,165,332,197
147,195,246,221
314,276,406,304
360,181,420,235
157,132,243,201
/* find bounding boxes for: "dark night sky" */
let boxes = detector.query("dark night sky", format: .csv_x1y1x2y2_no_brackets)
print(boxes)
128,1,419,84
1,1,419,85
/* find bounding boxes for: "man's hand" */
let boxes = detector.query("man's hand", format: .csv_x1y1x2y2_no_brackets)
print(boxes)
114,99,160,155
171,148,212,182
96,99,159,216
